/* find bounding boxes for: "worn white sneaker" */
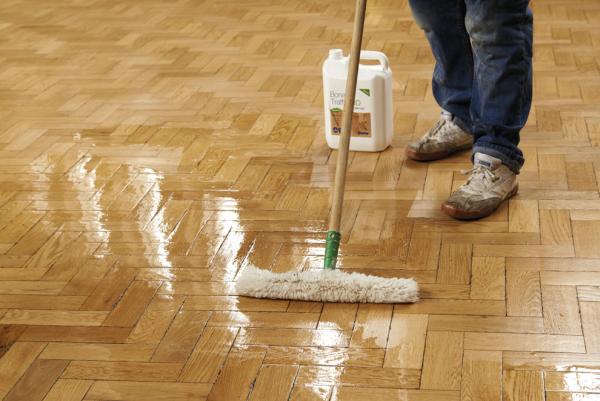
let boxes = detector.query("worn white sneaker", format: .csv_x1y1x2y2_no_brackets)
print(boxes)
442,152,518,220
406,111,473,161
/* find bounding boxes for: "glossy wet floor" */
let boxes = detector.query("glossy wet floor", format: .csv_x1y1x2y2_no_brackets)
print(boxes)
0,0,599,400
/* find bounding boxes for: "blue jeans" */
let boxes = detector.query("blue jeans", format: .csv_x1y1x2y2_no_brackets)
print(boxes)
409,0,533,173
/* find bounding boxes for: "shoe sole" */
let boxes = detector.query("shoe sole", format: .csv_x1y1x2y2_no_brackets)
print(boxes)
441,184,519,221
405,143,472,162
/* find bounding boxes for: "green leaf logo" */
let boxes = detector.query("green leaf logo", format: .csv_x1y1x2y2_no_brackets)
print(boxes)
330,108,342,112
359,89,370,96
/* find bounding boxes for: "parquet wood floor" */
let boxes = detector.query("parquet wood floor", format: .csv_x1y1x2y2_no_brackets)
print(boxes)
0,0,599,400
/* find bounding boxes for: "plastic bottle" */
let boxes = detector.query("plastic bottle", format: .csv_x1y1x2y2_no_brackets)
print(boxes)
322,49,393,152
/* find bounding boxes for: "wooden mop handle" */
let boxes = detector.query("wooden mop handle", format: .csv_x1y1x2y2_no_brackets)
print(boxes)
329,0,367,231
324,0,367,269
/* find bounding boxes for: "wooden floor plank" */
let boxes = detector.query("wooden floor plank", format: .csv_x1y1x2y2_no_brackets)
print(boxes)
420,331,463,390
0,342,46,398
248,364,298,401
542,285,582,335
580,302,600,353
86,381,211,401
384,314,428,369
503,370,544,401
460,351,502,401
3,359,68,401
42,379,93,401
206,347,265,401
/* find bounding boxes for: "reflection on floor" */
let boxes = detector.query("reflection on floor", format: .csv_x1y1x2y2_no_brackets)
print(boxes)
0,0,599,400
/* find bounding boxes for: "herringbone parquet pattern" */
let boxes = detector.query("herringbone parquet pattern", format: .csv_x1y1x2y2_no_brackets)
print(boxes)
0,0,599,400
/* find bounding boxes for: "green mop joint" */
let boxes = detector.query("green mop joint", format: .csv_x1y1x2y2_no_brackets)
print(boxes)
324,230,341,269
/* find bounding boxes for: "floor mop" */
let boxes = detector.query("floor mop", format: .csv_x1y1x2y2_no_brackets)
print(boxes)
235,0,419,303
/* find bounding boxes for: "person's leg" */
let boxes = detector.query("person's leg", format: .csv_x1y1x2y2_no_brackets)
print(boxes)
465,0,533,173
408,0,474,131
441,1,532,220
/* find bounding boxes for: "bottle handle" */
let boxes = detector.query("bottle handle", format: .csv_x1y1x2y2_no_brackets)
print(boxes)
359,50,389,71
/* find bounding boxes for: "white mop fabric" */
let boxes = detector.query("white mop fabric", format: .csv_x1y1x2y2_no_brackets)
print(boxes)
235,266,419,303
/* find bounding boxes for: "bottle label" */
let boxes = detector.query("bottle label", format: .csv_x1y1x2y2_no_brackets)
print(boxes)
329,109,372,138
328,78,372,138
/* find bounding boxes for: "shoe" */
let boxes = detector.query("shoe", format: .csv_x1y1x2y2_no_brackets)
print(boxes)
406,111,473,161
442,152,518,220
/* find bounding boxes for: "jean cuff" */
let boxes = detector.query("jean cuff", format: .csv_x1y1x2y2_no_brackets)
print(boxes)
452,116,472,135
472,145,523,174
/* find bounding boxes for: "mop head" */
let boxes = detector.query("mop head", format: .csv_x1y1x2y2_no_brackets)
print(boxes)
235,266,419,303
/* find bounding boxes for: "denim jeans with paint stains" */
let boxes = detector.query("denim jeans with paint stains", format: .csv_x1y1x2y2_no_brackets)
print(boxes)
408,0,533,173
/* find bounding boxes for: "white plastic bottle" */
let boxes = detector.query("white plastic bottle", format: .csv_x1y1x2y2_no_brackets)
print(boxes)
323,49,393,152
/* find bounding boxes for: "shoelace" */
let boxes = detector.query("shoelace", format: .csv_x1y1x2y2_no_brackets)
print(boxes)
459,164,499,195
420,118,457,144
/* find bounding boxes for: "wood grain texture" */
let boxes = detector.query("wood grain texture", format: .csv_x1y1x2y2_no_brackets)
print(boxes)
384,314,428,369
580,302,600,353
506,270,542,317
470,257,505,300
206,347,265,401
503,370,544,401
248,364,298,401
541,285,581,335
349,304,393,348
4,359,68,401
41,379,93,401
420,331,463,390
461,351,502,401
